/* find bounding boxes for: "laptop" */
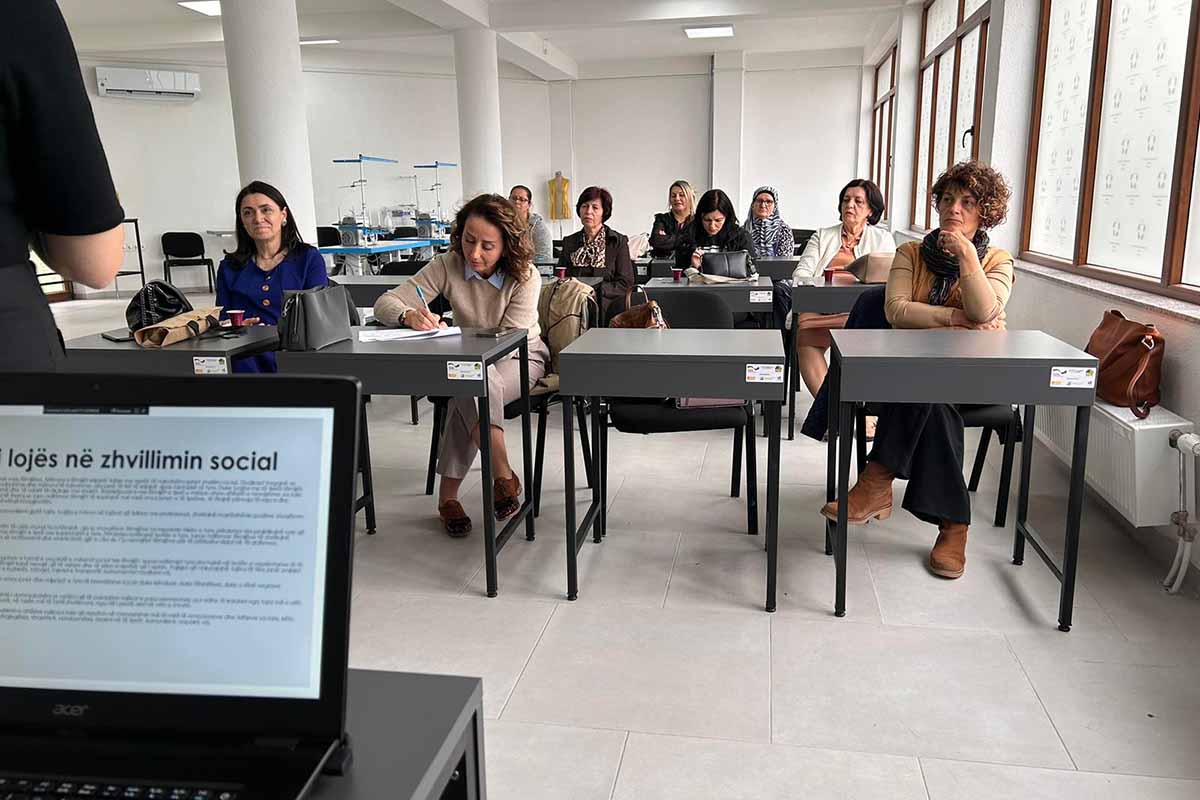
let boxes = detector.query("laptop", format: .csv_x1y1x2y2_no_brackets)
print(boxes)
0,372,361,800
752,259,800,280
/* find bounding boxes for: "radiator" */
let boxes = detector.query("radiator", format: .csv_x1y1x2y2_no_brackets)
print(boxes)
1034,401,1193,528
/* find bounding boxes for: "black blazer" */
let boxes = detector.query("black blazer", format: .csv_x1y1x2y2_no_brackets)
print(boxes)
649,212,689,258
557,227,636,320
674,225,755,272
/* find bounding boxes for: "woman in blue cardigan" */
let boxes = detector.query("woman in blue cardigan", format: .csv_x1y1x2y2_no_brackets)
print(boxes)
215,180,327,373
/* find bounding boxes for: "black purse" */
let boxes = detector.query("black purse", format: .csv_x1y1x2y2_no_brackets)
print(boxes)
125,280,193,332
700,250,754,279
278,284,357,351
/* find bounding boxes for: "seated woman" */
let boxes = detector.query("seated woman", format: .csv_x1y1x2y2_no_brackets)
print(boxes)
508,184,552,262
787,179,895,398
820,160,1013,581
675,188,754,272
744,186,794,260
215,180,327,373
557,186,635,323
374,194,549,538
649,180,696,258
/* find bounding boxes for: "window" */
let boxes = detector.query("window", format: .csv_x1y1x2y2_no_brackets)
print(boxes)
910,0,991,230
870,45,898,221
1023,0,1200,301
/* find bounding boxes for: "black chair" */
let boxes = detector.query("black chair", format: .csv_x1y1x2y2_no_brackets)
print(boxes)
552,239,563,259
161,232,215,292
393,226,419,239
850,403,1021,528
605,290,761,535
792,228,815,256
317,226,341,247
380,259,429,277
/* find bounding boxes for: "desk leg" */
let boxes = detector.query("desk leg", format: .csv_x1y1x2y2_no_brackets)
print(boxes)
520,339,535,542
599,399,608,539
478,395,498,598
834,398,853,617
358,400,377,536
1059,405,1090,632
824,359,840,557
563,397,579,601
786,324,797,441
765,400,781,612
1013,404,1036,566
591,396,603,544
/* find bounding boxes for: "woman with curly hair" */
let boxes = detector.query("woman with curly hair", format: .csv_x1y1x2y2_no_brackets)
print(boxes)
820,160,1013,580
374,193,548,537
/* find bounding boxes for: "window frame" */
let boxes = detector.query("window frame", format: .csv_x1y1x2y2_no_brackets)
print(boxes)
1020,0,1200,303
909,0,992,232
870,44,898,222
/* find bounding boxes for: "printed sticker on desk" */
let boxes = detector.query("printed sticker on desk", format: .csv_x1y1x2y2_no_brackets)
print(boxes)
749,290,773,304
1050,366,1096,388
636,265,648,276
746,363,785,383
447,360,483,381
192,356,228,375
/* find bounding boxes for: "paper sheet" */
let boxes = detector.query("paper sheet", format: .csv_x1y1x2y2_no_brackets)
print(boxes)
358,326,461,342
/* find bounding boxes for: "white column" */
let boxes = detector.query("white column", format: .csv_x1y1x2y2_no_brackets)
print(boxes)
221,0,317,239
453,27,505,199
889,3,925,234
710,51,745,210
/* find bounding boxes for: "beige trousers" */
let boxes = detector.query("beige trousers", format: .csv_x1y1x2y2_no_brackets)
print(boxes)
437,336,550,479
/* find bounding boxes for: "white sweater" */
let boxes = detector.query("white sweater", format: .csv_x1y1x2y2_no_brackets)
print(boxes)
791,223,897,281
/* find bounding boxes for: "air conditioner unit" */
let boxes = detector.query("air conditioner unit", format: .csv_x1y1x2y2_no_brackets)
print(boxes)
96,67,200,101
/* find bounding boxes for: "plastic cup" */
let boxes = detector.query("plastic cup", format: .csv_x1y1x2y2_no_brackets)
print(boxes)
228,309,245,327
823,267,835,285
672,267,683,283
555,266,567,280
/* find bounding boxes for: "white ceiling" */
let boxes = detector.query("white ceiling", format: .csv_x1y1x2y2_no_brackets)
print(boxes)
60,0,900,66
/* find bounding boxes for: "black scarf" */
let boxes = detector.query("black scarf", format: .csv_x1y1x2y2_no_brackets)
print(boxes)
920,228,989,306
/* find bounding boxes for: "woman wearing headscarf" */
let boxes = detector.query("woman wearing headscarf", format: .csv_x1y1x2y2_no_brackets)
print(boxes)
744,186,794,260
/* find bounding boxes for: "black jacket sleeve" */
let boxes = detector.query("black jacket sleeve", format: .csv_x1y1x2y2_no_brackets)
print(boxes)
601,233,635,302
649,213,678,257
674,230,696,272
556,231,578,269
726,228,756,264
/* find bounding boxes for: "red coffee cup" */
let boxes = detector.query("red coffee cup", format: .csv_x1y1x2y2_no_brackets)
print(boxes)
227,309,245,327
823,267,835,285
555,266,567,280
672,267,683,283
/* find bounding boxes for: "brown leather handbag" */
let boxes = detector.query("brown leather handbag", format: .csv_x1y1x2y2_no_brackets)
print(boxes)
609,299,667,329
1084,310,1165,418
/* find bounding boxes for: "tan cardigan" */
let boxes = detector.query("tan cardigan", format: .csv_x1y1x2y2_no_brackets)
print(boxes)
373,252,542,342
885,241,1013,328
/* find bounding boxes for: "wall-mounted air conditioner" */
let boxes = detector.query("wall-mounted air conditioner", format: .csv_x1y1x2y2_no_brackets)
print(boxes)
96,67,201,101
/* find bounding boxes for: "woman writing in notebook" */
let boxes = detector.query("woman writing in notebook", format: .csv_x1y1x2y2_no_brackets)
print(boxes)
821,161,1013,581
374,194,549,538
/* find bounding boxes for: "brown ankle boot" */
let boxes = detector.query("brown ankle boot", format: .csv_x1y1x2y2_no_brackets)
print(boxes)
929,521,969,578
820,461,894,525
493,475,522,521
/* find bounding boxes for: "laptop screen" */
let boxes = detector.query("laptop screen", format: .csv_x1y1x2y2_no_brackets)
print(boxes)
0,404,334,701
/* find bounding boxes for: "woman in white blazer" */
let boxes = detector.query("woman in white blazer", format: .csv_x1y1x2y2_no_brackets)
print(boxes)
788,179,896,406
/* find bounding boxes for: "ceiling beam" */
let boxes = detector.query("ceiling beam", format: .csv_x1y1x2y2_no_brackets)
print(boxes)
383,0,490,30
490,0,904,32
497,33,578,81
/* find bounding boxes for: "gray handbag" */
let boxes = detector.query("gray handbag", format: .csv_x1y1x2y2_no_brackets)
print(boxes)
278,284,358,351
700,249,755,279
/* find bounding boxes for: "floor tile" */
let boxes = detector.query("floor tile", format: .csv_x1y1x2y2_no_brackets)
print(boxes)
349,591,555,717
503,604,771,742
612,732,928,800
484,721,626,800
770,618,1072,767
921,757,1200,799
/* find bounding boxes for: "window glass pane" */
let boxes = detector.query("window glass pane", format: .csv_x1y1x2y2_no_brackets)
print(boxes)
933,50,955,175
915,68,934,229
882,98,893,214
1029,0,1098,259
1184,135,1200,287
964,0,988,18
925,0,958,56
872,108,882,182
955,27,982,163
1087,0,1190,276
877,56,893,102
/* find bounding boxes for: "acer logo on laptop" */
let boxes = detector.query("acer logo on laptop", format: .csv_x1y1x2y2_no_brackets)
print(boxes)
51,704,90,717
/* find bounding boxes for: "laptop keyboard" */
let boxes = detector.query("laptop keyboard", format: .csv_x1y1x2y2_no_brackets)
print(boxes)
0,777,239,800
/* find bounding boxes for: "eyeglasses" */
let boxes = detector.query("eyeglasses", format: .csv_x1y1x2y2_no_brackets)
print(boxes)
754,198,775,205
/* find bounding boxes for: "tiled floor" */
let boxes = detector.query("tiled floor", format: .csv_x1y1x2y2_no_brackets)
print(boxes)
53,297,1200,799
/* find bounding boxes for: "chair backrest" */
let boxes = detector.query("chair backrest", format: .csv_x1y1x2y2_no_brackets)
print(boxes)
538,279,598,373
552,238,563,258
792,228,815,254
379,259,427,276
653,289,734,330
161,231,205,259
317,226,341,247
393,226,419,238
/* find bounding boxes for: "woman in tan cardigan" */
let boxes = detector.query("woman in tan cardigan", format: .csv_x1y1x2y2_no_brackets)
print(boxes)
821,161,1013,580
374,194,549,537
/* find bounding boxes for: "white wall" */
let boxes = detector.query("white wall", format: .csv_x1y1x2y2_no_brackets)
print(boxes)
500,79,552,219
572,73,712,238
741,65,863,231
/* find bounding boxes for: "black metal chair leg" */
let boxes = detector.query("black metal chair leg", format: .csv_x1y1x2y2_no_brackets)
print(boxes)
533,405,548,517
968,427,992,492
576,399,593,489
731,426,743,498
995,415,1018,527
410,396,420,425
425,400,444,496
854,405,867,475
746,407,759,535
358,401,377,535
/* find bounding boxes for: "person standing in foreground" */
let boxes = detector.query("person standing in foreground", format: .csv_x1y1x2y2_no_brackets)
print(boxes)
0,1,125,371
